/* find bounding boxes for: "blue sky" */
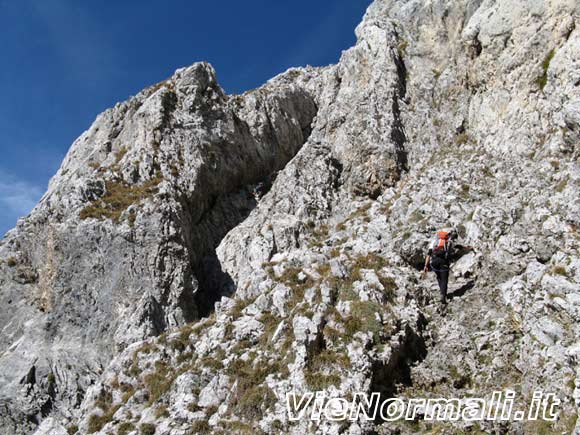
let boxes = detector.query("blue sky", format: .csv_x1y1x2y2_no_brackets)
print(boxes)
0,0,371,236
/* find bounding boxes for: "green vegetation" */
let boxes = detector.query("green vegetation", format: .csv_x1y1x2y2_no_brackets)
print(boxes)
87,395,121,434
258,311,282,346
66,425,78,435
140,422,156,435
144,361,176,405
286,69,302,79
397,39,408,57
347,252,386,284
409,208,425,224
154,404,169,418
169,329,191,352
536,49,555,91
304,348,349,389
200,347,225,371
79,174,162,222
114,146,128,165
149,78,174,95
118,422,136,435
524,411,578,435
235,385,276,419
120,383,135,403
304,370,341,390
190,419,211,434
88,161,101,170
5,257,17,267
377,275,397,302
555,179,568,193
308,223,329,248
455,132,469,145
226,356,278,420
127,342,159,377
94,389,113,412
230,297,254,319
271,265,314,310
344,300,385,343
347,202,373,221
219,420,260,435
551,265,568,277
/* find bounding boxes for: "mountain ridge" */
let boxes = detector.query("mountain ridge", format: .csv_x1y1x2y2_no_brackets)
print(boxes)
1,0,579,434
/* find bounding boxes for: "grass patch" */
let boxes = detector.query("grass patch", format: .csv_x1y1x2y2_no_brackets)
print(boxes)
200,355,224,371
120,383,135,403
344,300,385,343
275,266,314,310
169,328,191,352
226,358,284,420
524,411,578,435
397,39,408,57
118,422,136,435
304,370,341,390
87,389,120,434
555,179,568,193
258,311,282,346
190,419,211,434
140,422,156,435
227,357,279,420
304,349,350,391
536,49,555,91
377,275,397,302
79,173,162,222
350,252,386,272
309,223,329,248
143,361,175,405
455,132,469,145
342,252,387,287
551,265,568,277
114,146,128,165
230,298,254,319
234,385,276,420
347,202,373,221
154,404,169,418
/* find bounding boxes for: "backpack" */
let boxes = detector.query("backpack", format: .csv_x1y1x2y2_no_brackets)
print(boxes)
432,230,452,258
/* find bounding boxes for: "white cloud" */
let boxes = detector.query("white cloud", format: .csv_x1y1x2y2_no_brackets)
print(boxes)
0,170,44,233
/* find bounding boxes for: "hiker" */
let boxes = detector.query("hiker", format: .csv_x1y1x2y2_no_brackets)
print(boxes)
252,171,278,201
252,181,267,201
423,228,454,308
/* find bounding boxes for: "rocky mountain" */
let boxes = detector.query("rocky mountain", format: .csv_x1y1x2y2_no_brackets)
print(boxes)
0,0,579,434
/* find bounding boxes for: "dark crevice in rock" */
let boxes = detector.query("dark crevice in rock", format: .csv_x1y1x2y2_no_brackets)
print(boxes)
187,127,317,319
392,48,409,173
174,184,257,320
195,251,236,317
39,378,56,418
142,295,169,336
468,33,483,58
159,89,178,131
370,324,427,421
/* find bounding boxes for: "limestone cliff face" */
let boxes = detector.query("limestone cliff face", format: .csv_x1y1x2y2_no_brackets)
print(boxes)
0,62,320,433
1,1,580,434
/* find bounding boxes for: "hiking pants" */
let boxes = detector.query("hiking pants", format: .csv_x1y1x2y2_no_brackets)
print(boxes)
434,269,449,303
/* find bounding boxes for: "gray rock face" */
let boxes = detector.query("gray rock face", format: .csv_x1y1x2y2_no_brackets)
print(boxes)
0,62,321,432
1,0,579,434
